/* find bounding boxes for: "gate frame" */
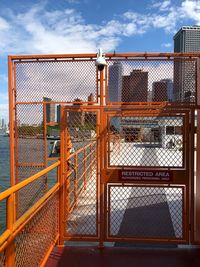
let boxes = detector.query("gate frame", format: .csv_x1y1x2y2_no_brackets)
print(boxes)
8,52,200,246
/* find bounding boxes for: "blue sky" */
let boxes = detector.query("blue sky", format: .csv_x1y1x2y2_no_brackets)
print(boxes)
0,0,200,122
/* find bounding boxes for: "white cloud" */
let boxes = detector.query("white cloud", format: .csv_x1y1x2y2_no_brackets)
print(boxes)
0,17,10,30
162,43,172,48
0,1,200,57
180,0,200,24
0,74,7,83
151,0,171,11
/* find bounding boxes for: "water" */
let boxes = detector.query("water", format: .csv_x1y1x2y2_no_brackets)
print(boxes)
0,135,91,234
0,134,10,234
0,134,10,191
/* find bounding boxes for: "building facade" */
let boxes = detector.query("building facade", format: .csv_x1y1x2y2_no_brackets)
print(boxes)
43,97,55,123
173,26,199,102
122,69,148,102
152,79,173,102
174,26,200,53
108,62,123,102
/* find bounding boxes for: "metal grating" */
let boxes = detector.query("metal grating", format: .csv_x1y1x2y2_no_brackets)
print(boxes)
16,60,97,103
107,59,196,104
66,110,97,150
16,167,46,219
109,115,184,167
108,186,184,240
16,104,45,165
15,191,58,267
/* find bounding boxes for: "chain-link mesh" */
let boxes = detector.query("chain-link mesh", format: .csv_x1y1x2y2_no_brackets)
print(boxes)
16,167,46,219
15,191,58,267
107,59,196,104
16,104,45,164
65,142,97,237
0,199,6,236
109,115,184,167
16,60,97,103
15,103,46,219
66,110,97,150
108,185,183,240
0,251,6,267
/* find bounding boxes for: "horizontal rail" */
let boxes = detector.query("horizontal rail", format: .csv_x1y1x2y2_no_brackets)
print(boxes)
0,161,60,201
0,183,59,252
9,52,200,61
67,141,96,160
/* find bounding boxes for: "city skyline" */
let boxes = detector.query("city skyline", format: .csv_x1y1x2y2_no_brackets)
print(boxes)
1,0,200,121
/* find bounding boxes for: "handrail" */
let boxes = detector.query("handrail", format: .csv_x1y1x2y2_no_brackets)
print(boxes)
68,141,96,160
0,161,60,202
0,183,59,251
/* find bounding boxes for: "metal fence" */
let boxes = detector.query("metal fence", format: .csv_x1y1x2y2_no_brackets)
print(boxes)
0,52,200,266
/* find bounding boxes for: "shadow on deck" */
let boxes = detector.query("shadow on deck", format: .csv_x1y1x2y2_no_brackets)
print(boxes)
46,246,200,267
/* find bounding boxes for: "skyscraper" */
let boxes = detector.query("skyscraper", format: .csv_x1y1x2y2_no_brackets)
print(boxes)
152,79,173,102
174,26,200,52
108,62,123,102
43,97,55,123
57,105,61,123
122,70,148,102
173,26,199,102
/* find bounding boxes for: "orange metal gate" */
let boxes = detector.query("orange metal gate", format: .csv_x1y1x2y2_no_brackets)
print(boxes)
8,52,200,247
103,107,192,244
60,104,195,245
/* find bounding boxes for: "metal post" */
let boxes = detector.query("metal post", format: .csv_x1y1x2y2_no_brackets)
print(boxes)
99,69,105,248
58,106,65,245
6,194,15,266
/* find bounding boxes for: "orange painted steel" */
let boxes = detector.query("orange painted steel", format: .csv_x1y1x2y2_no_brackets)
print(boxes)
2,52,200,266
0,160,60,266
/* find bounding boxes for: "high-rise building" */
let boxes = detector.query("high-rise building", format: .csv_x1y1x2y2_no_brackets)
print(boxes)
173,26,199,102
108,62,123,102
57,105,61,123
122,70,148,102
152,79,173,102
43,97,55,123
174,26,200,53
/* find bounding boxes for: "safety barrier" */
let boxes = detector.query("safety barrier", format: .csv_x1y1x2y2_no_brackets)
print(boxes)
0,140,97,266
1,52,200,266
0,161,60,266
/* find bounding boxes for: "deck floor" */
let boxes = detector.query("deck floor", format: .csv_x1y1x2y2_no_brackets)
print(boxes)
46,246,200,267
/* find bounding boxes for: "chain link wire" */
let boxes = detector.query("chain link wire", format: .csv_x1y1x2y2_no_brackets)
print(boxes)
15,191,58,267
109,115,184,167
108,186,183,239
107,58,196,104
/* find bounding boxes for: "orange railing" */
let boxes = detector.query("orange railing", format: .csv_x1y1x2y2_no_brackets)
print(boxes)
0,141,96,266
0,161,60,266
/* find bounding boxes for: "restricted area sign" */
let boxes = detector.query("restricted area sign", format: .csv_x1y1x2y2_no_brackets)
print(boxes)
120,170,173,182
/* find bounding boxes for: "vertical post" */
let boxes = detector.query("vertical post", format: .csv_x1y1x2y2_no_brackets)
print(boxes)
8,56,15,187
43,103,48,192
190,109,195,243
90,144,92,180
195,57,200,243
99,69,105,248
84,147,87,189
74,153,78,207
7,56,16,265
58,106,65,245
6,194,15,266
